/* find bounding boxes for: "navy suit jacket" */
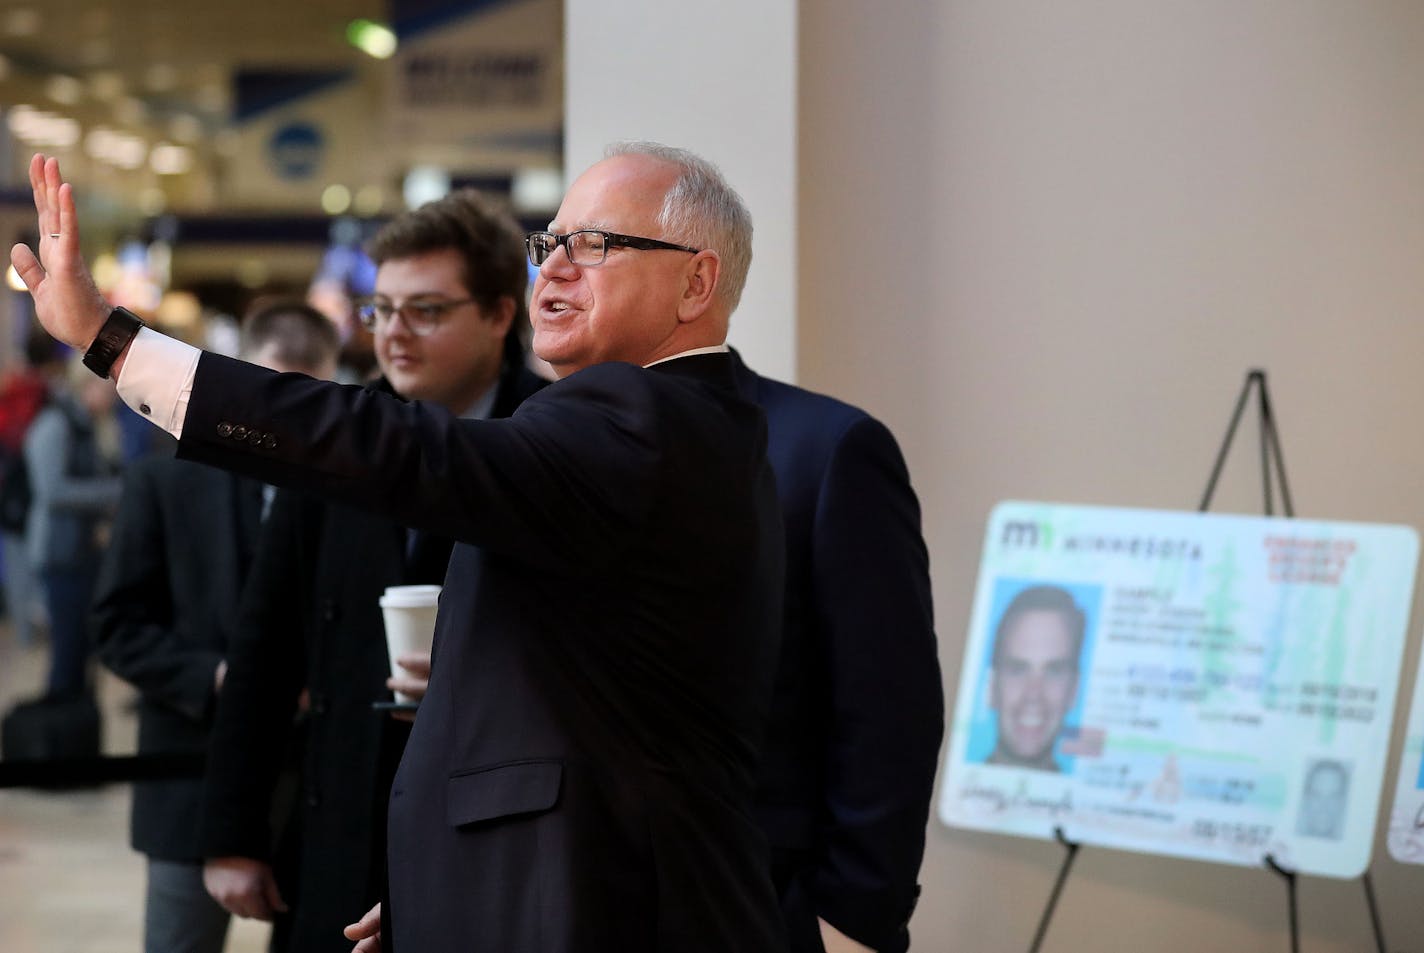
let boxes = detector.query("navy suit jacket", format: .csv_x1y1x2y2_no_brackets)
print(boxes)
731,351,943,953
92,452,261,860
174,351,787,953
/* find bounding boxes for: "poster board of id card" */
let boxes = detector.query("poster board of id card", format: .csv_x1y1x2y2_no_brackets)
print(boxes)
1385,633,1424,864
938,501,1418,878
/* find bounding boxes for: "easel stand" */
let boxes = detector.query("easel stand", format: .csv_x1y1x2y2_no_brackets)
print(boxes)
1263,855,1298,953
1026,827,1080,953
1199,368,1293,517
1021,370,1391,953
1210,371,1387,953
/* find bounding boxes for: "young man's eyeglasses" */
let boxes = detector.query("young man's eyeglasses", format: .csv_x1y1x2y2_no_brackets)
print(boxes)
356,298,476,336
525,230,700,268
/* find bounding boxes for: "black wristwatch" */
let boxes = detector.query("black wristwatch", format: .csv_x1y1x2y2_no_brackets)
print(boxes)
82,306,145,379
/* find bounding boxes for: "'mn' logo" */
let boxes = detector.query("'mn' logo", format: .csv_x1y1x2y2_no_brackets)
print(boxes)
1001,520,1052,549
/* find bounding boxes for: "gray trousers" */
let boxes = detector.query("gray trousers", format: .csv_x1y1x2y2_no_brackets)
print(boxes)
145,859,232,953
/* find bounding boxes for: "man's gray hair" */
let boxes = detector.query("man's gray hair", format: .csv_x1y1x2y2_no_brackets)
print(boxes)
604,141,753,314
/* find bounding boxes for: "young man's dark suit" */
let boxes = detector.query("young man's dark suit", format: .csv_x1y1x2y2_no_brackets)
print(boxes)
175,349,787,953
199,363,544,953
90,446,263,929
730,350,943,953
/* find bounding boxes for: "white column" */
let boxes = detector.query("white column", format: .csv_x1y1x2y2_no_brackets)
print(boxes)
564,0,797,381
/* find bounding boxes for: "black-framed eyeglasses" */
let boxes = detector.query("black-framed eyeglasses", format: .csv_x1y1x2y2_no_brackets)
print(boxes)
525,230,700,268
356,298,476,336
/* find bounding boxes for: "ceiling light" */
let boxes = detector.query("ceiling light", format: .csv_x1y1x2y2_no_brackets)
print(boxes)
40,117,80,148
347,19,397,59
403,165,449,209
321,184,352,215
10,107,79,148
151,143,192,175
86,128,149,169
6,104,37,135
511,168,563,212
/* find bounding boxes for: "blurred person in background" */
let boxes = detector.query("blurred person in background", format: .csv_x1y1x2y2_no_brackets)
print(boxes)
91,300,341,953
199,189,546,953
0,326,63,646
24,351,122,699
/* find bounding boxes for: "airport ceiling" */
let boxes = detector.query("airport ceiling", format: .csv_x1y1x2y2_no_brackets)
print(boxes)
0,1,386,143
0,1,562,218
0,0,564,295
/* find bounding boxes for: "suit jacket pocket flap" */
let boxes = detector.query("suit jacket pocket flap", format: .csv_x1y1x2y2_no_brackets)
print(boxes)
447,760,562,828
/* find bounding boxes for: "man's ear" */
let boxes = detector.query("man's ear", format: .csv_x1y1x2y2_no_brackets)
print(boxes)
676,250,721,323
488,296,517,336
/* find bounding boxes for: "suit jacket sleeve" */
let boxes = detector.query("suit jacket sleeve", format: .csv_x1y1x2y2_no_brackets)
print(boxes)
92,458,222,722
175,353,658,569
199,486,309,861
810,416,943,948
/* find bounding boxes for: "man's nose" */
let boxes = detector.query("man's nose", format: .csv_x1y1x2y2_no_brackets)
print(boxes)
539,242,578,279
1021,672,1048,697
381,308,418,340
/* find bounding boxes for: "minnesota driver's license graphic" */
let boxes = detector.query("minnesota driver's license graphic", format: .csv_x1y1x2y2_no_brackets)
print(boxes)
940,502,1418,878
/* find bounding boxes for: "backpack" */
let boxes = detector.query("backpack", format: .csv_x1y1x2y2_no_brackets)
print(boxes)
0,450,31,535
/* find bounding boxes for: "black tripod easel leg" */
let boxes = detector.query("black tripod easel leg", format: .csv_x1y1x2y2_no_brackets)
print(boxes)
1198,369,1295,518
1256,376,1294,517
1265,854,1299,953
1026,827,1081,953
1361,868,1387,953
1199,371,1260,512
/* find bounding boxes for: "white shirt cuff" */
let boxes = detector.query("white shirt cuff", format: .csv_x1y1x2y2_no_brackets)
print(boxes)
114,327,201,440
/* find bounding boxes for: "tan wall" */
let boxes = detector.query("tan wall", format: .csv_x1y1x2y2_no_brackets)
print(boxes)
799,1,1424,950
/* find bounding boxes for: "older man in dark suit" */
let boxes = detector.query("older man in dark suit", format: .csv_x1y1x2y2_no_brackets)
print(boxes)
15,144,786,953
91,300,341,953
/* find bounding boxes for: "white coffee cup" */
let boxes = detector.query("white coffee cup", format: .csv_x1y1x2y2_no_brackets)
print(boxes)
379,584,442,704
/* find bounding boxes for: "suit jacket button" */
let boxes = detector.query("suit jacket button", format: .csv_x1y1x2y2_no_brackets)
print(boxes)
321,599,338,623
231,425,249,440
216,422,233,437
262,434,277,449
246,431,262,446
306,792,320,808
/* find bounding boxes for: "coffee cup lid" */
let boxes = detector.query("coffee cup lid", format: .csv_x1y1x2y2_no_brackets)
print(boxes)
380,584,442,608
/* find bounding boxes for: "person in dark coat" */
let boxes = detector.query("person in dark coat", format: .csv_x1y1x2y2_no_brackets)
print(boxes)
16,143,788,953
198,188,546,953
91,301,341,953
731,350,944,953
